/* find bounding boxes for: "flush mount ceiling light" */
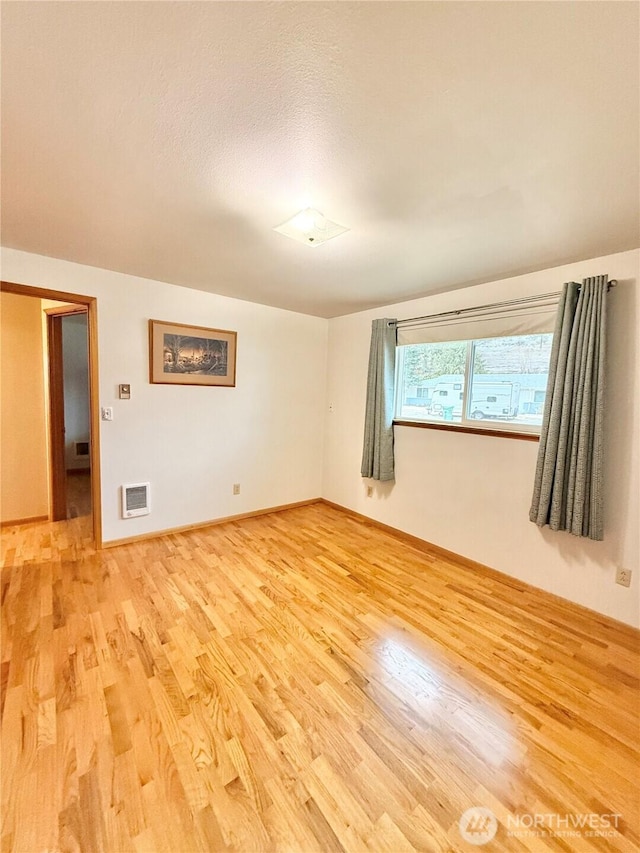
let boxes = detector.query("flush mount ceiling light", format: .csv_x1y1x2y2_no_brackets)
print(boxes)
274,207,349,247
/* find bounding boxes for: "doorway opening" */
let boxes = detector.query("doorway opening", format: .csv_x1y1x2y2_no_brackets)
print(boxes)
1,281,102,547
46,305,92,523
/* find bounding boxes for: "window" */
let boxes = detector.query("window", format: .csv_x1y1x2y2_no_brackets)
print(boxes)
395,333,553,434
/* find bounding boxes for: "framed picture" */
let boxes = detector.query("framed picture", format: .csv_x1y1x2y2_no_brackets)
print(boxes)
149,320,237,386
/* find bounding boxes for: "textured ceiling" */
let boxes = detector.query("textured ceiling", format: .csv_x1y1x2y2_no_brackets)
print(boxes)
2,2,638,317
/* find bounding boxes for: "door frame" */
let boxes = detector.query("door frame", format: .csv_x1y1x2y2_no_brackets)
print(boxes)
46,305,89,521
1,280,103,547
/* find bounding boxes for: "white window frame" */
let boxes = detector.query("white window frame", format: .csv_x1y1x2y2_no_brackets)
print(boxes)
394,336,549,437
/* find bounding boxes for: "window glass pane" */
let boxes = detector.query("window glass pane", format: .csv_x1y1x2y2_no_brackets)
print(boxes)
396,332,553,433
396,341,467,422
467,334,552,427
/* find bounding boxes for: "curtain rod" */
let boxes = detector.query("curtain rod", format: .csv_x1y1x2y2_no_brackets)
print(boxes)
393,280,617,328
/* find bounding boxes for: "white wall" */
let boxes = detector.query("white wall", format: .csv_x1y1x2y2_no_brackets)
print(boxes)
323,249,639,627
0,292,49,522
1,249,328,543
62,313,90,470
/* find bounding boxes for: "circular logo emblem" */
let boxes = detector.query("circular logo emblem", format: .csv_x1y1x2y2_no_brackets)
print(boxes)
459,807,498,846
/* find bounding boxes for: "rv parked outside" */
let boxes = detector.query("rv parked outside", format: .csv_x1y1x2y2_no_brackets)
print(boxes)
468,381,520,420
430,381,465,417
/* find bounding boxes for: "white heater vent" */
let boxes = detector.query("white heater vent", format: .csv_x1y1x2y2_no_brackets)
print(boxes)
121,482,150,518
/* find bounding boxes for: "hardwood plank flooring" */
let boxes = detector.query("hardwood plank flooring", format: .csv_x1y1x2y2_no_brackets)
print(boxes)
66,472,92,520
1,503,638,852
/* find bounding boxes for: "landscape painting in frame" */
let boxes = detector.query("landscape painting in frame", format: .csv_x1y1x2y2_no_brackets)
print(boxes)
149,320,237,386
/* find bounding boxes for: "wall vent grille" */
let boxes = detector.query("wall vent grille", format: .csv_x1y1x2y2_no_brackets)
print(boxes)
121,483,150,518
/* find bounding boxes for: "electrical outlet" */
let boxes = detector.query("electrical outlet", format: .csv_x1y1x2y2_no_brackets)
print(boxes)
233,484,240,495
615,568,632,588
367,485,373,497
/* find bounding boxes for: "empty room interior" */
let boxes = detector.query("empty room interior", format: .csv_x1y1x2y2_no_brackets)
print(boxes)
1,2,639,852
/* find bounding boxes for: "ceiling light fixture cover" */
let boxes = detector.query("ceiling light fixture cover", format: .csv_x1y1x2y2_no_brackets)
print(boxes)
274,207,349,246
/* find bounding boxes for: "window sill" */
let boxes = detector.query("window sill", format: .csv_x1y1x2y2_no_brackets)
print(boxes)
393,420,540,442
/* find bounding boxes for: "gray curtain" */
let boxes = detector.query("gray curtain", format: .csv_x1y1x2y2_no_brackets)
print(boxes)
361,318,397,481
530,276,608,540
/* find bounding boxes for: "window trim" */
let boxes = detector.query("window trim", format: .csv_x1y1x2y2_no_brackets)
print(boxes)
393,419,540,442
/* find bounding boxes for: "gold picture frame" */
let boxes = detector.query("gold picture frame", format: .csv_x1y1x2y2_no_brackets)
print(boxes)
149,319,237,386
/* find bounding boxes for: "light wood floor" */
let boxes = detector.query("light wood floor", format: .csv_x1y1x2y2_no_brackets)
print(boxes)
66,472,92,520
1,503,638,852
